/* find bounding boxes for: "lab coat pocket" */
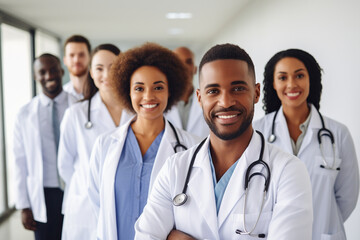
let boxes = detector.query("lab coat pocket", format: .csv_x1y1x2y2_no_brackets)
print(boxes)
232,211,272,239
320,230,345,240
313,156,341,178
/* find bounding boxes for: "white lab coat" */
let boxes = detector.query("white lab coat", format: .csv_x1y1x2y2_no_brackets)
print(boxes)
135,131,313,240
13,93,71,223
88,117,201,240
253,104,359,240
58,92,133,240
165,91,209,139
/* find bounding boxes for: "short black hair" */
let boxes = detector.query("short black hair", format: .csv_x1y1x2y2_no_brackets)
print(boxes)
263,49,323,114
64,35,91,53
36,53,61,64
110,42,188,113
199,43,255,80
83,44,121,100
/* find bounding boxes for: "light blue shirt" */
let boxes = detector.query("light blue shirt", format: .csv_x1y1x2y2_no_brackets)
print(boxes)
208,146,239,214
114,126,164,240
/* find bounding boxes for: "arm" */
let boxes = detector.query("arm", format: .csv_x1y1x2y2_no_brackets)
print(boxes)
334,126,359,221
267,159,313,240
58,109,77,185
167,230,196,240
134,159,175,239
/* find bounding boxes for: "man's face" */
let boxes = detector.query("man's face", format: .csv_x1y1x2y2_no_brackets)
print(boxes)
173,47,197,92
63,42,90,77
197,59,260,140
34,56,64,98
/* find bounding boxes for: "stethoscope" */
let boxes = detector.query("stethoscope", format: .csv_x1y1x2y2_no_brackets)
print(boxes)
268,107,339,171
173,131,270,238
84,99,187,153
84,97,93,129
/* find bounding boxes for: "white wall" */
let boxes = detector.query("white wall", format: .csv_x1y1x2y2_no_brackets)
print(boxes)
202,0,360,239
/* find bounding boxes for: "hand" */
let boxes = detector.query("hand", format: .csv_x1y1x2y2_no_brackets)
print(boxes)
167,229,196,240
21,208,37,231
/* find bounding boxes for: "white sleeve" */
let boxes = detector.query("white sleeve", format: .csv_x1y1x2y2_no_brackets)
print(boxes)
13,111,30,209
58,109,77,185
267,159,313,240
134,157,175,239
87,135,104,220
335,125,359,221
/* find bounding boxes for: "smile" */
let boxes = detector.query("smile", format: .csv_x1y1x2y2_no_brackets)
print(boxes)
141,104,158,109
217,114,238,119
286,92,300,97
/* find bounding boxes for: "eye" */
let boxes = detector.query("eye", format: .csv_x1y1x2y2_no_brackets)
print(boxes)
234,86,246,92
154,86,164,90
296,73,305,79
95,67,103,72
206,89,218,94
134,86,143,92
277,75,287,81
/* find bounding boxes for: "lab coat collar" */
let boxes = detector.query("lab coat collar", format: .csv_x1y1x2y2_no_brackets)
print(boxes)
187,136,220,239
90,92,102,111
218,131,263,228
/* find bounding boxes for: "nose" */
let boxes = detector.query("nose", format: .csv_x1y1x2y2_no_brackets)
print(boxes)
44,71,52,81
218,91,235,108
143,88,155,100
286,76,298,88
103,69,109,80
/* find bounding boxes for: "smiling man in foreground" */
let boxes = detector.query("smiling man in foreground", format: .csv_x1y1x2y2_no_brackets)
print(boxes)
135,43,313,240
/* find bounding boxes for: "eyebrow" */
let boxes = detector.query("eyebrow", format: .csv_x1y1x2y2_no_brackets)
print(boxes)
277,68,305,74
204,80,247,89
133,80,166,85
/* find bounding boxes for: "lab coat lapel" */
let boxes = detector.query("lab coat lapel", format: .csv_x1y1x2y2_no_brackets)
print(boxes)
92,93,116,129
187,138,220,239
29,98,43,175
149,120,176,191
217,132,261,228
102,117,134,239
276,107,293,154
298,104,322,155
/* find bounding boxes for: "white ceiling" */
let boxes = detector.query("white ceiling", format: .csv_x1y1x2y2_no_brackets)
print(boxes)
0,0,249,51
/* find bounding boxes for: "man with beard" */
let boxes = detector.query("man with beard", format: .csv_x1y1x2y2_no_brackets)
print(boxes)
165,47,209,138
13,54,71,240
63,35,91,102
135,44,313,240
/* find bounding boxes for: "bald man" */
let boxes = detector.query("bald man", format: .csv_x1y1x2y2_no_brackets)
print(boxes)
165,47,209,138
13,54,72,240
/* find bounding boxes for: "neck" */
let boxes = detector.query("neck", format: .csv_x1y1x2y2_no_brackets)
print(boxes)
209,126,253,180
282,103,310,126
44,89,62,99
70,74,87,94
131,116,165,137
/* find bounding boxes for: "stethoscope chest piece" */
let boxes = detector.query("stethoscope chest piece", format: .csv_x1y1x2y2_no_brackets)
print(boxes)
268,134,276,143
173,193,187,206
85,121,93,129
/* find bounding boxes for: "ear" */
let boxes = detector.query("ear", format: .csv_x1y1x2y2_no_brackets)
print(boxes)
254,83,260,103
196,88,202,107
61,68,65,77
194,65,198,75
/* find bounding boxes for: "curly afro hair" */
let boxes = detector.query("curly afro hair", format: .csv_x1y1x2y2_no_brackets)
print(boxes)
110,42,188,113
263,49,323,114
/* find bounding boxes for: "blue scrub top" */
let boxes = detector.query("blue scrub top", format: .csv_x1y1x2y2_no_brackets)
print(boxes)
114,126,164,240
208,146,239,214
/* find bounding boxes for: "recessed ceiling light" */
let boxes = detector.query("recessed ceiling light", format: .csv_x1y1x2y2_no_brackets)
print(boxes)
168,28,184,35
166,12,192,19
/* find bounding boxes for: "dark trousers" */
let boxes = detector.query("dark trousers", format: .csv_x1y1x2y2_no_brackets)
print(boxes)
34,188,64,240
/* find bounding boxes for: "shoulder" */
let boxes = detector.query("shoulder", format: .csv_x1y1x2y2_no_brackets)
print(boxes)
322,115,349,134
17,96,40,117
253,112,275,131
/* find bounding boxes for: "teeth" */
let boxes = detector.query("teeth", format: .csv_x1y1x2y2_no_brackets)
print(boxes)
142,104,157,109
218,114,237,119
287,92,300,97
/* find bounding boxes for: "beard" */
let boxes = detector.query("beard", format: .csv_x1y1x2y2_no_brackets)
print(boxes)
67,65,88,77
203,105,254,141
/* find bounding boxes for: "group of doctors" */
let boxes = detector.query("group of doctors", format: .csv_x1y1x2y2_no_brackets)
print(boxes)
13,35,358,240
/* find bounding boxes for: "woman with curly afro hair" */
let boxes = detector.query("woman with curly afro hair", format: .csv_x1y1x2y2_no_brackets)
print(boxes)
88,42,201,240
253,49,359,240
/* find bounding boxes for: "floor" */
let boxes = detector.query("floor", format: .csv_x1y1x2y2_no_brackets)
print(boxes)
0,210,34,240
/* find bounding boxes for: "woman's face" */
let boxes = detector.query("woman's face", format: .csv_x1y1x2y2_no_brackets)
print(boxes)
90,50,117,92
273,57,310,110
130,66,169,121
